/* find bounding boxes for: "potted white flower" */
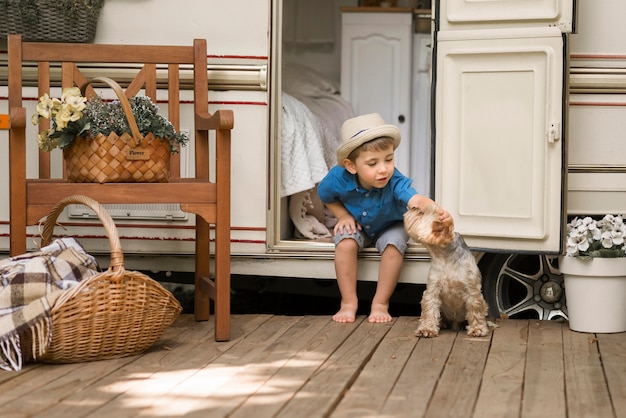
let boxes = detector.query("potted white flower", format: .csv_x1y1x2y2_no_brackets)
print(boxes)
559,214,626,333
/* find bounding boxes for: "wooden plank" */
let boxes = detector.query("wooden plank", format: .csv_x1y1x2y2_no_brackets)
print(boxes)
26,181,215,205
121,315,309,417
220,316,362,418
195,315,336,417
331,317,420,417
22,42,196,64
0,316,190,417
424,330,492,417
0,317,191,393
0,362,87,411
0,315,616,418
474,319,528,418
522,320,566,418
598,332,626,418
7,357,155,417
563,328,614,418
379,325,457,417
30,314,262,418
2,315,183,415
0,362,43,385
23,315,204,417
276,318,393,418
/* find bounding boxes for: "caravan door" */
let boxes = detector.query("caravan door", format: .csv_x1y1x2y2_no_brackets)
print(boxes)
433,0,575,253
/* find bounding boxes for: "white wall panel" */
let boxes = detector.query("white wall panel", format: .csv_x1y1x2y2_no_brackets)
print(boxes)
95,0,269,58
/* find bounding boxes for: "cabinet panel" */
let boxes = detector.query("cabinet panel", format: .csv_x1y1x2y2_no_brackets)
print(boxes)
341,12,413,175
438,0,575,32
435,28,565,252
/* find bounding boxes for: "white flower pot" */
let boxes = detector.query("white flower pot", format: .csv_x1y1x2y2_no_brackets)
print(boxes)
559,256,626,333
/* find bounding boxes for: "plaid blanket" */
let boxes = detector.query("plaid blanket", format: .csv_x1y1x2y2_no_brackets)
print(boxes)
0,238,99,371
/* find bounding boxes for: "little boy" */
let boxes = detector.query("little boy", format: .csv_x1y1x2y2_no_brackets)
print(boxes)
318,113,449,323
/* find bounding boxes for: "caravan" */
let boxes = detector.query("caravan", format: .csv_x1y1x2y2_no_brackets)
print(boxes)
1,0,624,320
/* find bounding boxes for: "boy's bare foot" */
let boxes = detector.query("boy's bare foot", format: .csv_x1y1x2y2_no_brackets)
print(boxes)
333,303,357,323
368,303,393,323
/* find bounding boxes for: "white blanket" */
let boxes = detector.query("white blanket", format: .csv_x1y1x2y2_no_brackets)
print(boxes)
281,92,329,197
282,64,354,169
281,64,354,237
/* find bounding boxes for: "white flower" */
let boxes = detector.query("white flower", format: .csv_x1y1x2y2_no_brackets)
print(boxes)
54,107,74,130
32,87,87,151
565,214,626,258
67,96,87,112
36,130,58,152
35,94,61,120
61,87,82,102
566,232,588,256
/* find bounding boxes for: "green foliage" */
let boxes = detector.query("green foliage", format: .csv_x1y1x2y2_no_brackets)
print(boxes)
83,96,188,153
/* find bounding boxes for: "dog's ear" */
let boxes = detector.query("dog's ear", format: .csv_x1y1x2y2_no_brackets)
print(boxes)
432,218,455,244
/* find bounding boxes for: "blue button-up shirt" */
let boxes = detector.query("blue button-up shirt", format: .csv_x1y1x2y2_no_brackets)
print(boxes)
318,166,417,238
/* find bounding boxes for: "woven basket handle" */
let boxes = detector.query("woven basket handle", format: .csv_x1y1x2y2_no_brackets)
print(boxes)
41,194,125,276
80,76,143,142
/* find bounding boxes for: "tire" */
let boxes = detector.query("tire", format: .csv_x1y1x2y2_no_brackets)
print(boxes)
480,253,568,321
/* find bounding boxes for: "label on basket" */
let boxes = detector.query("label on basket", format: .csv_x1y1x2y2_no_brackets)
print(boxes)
126,148,151,161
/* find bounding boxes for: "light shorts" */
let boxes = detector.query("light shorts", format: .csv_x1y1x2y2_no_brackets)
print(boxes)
333,221,409,255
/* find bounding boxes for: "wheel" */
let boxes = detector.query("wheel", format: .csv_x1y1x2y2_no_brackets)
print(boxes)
480,253,568,321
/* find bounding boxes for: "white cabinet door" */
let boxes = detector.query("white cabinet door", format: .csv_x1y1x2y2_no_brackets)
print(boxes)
438,0,575,32
434,0,574,253
341,11,413,175
434,26,567,253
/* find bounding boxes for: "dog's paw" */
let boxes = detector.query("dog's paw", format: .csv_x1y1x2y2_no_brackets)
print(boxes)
415,327,439,338
466,324,489,337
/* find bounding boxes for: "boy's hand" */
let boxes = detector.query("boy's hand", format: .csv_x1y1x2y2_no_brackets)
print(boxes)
407,195,452,224
334,213,361,235
438,209,452,224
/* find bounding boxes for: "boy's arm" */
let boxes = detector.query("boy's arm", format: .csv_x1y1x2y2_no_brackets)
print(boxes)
325,201,361,235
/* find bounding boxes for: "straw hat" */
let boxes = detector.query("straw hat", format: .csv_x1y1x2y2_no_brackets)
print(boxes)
336,113,401,167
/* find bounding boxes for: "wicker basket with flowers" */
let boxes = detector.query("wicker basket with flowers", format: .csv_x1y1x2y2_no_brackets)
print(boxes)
32,77,188,183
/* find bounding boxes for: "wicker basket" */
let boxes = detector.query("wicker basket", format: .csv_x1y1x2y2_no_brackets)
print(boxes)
0,0,103,43
64,77,171,183
33,194,182,364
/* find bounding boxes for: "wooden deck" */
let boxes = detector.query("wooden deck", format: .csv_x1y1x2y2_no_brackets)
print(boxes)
1,314,624,418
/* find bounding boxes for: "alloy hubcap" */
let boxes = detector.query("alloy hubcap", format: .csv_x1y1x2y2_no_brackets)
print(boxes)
540,281,563,304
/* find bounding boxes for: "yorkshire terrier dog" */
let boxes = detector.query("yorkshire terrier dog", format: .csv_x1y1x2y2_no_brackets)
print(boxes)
404,205,490,338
